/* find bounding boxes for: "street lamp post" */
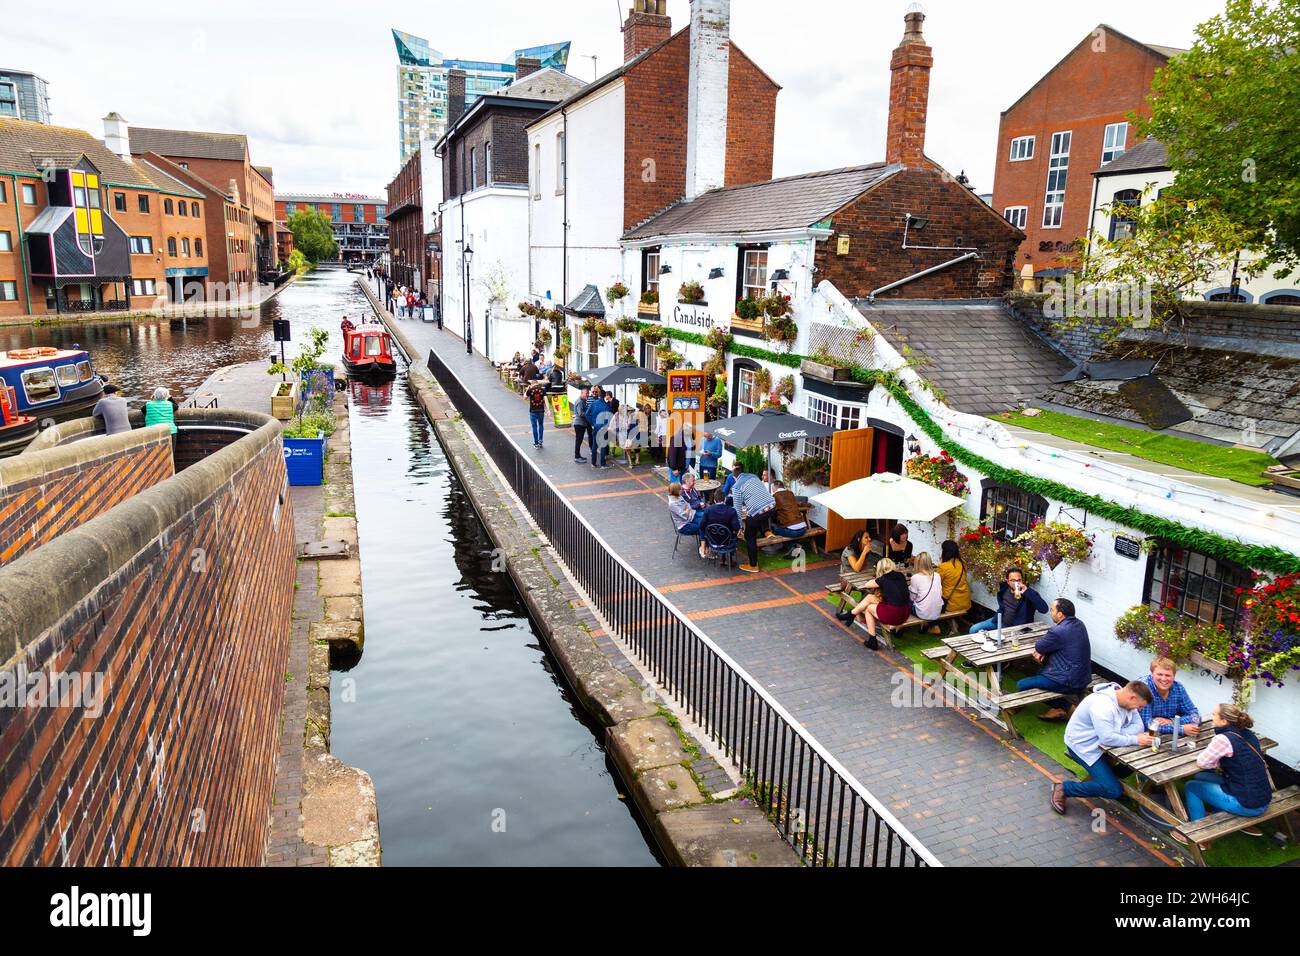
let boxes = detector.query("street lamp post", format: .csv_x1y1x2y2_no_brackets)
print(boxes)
463,245,474,355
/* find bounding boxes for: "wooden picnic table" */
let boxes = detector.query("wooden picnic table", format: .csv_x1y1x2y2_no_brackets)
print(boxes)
927,624,1051,733
1102,732,1279,827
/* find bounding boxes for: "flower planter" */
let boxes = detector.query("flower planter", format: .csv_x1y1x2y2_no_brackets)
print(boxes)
637,302,660,319
270,381,299,421
1189,650,1234,678
730,312,765,335
800,358,853,383
283,430,326,486
300,368,335,405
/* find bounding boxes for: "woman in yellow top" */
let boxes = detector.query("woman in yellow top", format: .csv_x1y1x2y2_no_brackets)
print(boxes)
937,540,972,616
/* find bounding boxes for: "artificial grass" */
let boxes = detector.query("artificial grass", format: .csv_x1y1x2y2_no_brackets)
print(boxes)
823,593,1300,867
993,409,1280,487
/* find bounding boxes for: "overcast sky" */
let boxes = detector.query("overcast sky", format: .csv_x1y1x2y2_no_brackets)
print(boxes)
2,0,1225,198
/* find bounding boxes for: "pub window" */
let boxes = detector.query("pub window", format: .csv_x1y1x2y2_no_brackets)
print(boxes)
642,248,660,295
740,248,768,302
1108,189,1141,241
1145,543,1251,634
734,363,758,416
979,483,1047,538
579,327,599,371
804,395,862,465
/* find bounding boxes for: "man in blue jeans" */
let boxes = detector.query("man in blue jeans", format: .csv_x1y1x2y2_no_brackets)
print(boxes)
1051,680,1154,814
1016,598,1092,721
525,382,548,449
969,566,1047,633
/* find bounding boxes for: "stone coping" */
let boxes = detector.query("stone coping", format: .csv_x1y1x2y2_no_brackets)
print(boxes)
0,408,284,661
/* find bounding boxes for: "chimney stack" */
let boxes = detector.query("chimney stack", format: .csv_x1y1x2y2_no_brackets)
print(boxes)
885,5,933,168
102,111,130,158
514,56,542,80
685,0,731,199
447,68,467,126
624,0,671,63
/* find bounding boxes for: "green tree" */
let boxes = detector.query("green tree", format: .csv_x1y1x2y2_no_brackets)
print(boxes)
1140,0,1300,271
287,207,340,263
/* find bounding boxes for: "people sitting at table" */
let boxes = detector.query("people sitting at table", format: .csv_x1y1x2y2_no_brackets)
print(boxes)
908,552,944,623
836,558,909,651
509,351,524,370
668,481,706,558
886,523,913,565
1051,680,1154,814
681,472,703,511
698,430,723,479
1139,657,1201,736
769,480,807,547
1171,703,1271,839
698,488,740,559
517,356,540,384
537,354,555,378
546,362,565,388
969,567,1048,633
937,540,972,618
1016,598,1093,721
840,531,873,591
731,471,777,575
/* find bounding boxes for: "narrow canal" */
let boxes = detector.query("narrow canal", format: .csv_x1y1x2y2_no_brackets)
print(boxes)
7,268,659,866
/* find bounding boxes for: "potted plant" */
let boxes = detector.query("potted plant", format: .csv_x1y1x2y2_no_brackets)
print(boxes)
785,454,831,487
764,313,798,349
1235,573,1300,688
640,324,666,345
657,348,684,372
615,316,639,333
595,319,617,341
638,290,660,317
777,374,796,403
269,370,298,421
616,335,635,364
733,296,764,334
1113,606,1242,680
606,282,630,306
958,524,1043,592
752,366,773,396
537,325,553,348
678,280,706,305
1017,520,1094,570
801,345,854,383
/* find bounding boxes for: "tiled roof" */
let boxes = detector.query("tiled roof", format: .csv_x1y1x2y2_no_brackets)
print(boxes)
624,164,900,240
503,68,587,101
564,284,605,316
0,118,153,188
1096,137,1169,175
136,158,203,198
129,126,248,162
856,300,1074,415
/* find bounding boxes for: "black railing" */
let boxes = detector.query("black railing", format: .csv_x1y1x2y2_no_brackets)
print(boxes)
425,346,938,868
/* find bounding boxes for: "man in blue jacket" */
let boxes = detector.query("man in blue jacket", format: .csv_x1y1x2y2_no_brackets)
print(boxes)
586,388,612,469
969,567,1048,633
572,385,591,463
1017,598,1092,721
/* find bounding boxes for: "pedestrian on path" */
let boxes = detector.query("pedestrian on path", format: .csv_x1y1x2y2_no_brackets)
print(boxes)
525,380,548,449
572,385,591,463
587,387,612,468
624,403,647,468
731,471,776,574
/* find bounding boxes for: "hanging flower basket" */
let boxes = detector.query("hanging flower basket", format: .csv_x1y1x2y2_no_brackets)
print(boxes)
1018,520,1094,571
959,524,1042,592
904,451,970,498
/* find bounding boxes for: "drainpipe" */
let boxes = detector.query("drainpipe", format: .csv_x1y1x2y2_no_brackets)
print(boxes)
8,173,33,316
560,106,569,358
866,251,980,302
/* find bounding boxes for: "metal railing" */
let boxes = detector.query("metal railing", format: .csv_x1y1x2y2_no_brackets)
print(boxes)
425,346,939,868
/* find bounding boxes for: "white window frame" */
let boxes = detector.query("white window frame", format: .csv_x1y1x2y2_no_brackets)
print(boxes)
579,326,598,372
555,131,565,195
644,249,660,296
741,248,768,301
1002,206,1028,229
1008,135,1035,162
803,396,863,464
736,367,758,416
0,231,11,252
1042,130,1071,229
485,141,492,186
1102,122,1128,165
470,147,477,189
0,279,17,301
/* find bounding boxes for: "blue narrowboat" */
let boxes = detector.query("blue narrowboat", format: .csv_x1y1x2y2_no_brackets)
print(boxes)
0,346,105,426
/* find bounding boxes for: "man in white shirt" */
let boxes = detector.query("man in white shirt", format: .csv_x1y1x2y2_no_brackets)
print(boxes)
1052,680,1154,814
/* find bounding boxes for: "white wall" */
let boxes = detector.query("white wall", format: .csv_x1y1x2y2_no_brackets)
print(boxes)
1090,169,1300,303
419,144,443,236
440,185,533,363
528,82,626,310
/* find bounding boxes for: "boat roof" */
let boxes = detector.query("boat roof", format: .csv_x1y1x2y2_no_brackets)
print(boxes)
0,348,90,369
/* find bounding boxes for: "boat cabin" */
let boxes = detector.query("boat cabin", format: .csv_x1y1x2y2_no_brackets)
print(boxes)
0,346,104,418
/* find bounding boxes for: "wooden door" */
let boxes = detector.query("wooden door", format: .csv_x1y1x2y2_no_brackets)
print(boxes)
824,427,874,552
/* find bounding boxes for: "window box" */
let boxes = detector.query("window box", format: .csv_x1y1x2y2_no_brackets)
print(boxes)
1188,650,1234,679
271,380,299,421
730,311,765,335
637,301,660,318
800,357,853,383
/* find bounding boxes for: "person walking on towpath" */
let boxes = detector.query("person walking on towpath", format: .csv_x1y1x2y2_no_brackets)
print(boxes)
572,385,591,463
525,380,548,449
587,387,612,469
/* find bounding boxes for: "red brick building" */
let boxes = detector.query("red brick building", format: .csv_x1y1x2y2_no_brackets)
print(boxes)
990,25,1180,274
385,153,424,289
143,152,255,290
275,193,387,263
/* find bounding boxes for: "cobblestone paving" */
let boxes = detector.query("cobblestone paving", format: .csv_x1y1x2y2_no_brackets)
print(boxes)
380,294,1174,867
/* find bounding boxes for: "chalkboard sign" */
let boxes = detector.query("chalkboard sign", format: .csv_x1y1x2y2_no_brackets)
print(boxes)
272,319,291,342
1114,535,1143,560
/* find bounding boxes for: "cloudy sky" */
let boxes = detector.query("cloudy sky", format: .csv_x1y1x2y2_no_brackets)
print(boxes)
3,0,1225,197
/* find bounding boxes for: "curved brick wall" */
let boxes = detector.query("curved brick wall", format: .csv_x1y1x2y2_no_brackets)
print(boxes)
0,409,295,865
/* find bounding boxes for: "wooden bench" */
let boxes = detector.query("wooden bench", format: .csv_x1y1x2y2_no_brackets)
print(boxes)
1175,785,1300,866
875,610,967,649
754,525,825,556
991,673,1107,721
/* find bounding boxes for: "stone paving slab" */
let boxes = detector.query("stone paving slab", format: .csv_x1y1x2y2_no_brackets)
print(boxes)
387,299,1176,868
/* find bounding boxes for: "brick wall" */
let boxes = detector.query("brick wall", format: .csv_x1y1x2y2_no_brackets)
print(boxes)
0,426,173,568
623,31,777,231
445,106,537,199
0,412,295,865
814,167,1022,299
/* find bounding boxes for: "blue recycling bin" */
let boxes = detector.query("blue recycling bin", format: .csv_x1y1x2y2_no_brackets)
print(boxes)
283,431,325,486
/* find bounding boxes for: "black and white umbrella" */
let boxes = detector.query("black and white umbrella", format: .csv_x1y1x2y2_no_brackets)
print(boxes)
705,408,836,448
584,363,667,388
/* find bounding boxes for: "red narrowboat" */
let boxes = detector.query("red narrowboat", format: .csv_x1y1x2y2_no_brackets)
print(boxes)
340,318,397,379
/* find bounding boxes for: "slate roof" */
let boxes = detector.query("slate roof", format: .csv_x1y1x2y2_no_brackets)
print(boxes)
129,126,248,162
624,164,900,240
1097,137,1169,175
564,284,605,316
503,68,587,101
1042,339,1300,452
856,299,1074,415
135,158,203,198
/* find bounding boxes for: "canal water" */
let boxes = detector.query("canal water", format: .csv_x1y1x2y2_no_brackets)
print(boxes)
8,268,659,866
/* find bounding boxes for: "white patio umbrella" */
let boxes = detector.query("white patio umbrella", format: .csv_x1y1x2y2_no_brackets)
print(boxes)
810,472,965,522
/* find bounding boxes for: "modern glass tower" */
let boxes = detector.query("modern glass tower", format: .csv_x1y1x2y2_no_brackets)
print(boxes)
392,30,571,163
0,68,51,124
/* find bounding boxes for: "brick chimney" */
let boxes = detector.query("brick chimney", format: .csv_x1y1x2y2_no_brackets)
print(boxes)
624,0,671,62
885,6,933,168
514,56,542,80
447,68,467,126
685,0,730,199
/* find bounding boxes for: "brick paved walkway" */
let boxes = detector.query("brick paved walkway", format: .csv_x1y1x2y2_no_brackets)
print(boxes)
379,303,1175,867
